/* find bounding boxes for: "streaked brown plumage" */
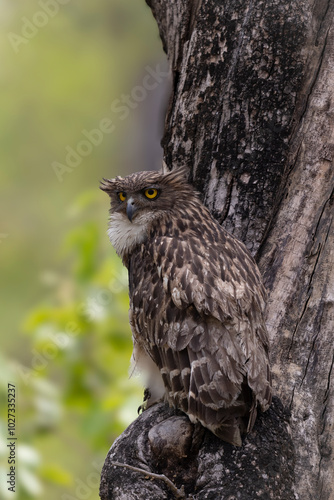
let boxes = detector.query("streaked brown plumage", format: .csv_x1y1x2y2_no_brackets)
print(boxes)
101,167,272,446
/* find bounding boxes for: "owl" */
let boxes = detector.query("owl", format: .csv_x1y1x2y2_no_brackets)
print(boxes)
101,167,272,446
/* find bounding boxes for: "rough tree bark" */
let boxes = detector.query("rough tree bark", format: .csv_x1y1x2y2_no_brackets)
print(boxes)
100,1,334,499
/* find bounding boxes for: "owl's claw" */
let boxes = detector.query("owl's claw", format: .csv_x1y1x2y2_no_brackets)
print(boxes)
137,388,151,414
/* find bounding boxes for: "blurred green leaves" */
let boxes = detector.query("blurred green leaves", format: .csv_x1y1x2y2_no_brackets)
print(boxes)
25,192,141,437
1,189,143,499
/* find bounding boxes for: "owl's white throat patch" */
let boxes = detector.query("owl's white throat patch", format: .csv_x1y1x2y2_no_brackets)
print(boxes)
107,212,149,259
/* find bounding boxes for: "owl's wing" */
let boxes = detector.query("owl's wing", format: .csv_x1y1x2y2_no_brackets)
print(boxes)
149,232,271,402
149,231,269,348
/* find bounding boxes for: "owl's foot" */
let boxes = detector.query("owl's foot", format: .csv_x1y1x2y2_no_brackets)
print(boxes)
137,388,163,414
137,388,150,414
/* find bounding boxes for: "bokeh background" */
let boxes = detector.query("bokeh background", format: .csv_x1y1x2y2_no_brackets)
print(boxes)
0,1,168,498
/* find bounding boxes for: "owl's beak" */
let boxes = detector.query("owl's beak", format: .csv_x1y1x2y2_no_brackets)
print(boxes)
126,198,138,222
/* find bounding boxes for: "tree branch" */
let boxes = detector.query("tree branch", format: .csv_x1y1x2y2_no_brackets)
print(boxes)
100,399,295,499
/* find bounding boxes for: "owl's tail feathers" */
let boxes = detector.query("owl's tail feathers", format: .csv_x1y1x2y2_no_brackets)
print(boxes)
211,385,262,446
212,418,244,447
246,394,258,433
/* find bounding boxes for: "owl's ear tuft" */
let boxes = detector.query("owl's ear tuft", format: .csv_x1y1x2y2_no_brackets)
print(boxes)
162,165,190,184
100,178,115,195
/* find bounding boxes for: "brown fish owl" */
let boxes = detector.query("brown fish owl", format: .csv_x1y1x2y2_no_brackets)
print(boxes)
101,167,272,446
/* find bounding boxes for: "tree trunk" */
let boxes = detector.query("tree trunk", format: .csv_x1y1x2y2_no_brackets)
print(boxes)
100,1,334,498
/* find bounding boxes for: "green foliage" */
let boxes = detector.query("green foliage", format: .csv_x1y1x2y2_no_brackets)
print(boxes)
0,1,163,498
24,191,142,444
1,193,143,499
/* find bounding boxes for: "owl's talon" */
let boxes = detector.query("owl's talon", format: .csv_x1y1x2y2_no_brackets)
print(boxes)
137,402,146,414
138,388,151,414
137,404,144,414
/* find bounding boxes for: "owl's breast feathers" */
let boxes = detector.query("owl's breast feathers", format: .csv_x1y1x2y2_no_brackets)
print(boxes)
128,207,272,446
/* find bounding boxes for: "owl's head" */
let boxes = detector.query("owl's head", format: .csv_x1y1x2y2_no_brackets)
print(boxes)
100,167,196,259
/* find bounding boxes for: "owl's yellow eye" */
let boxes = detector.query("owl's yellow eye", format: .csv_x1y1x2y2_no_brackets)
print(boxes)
144,188,158,199
118,192,126,202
